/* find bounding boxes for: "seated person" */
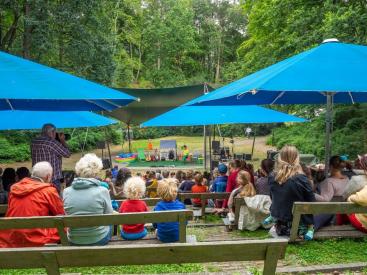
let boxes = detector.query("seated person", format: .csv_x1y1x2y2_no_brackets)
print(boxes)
146,171,158,198
227,170,254,221
16,167,30,181
255,159,274,196
63,154,113,246
211,164,228,208
0,162,65,248
2,168,16,193
119,177,148,240
110,168,131,199
0,182,7,204
314,156,349,230
191,173,208,207
178,170,195,192
268,145,315,240
347,184,367,233
228,171,271,231
153,178,185,242
111,165,119,179
343,154,367,200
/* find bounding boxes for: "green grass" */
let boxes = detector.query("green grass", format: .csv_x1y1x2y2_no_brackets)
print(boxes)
285,238,367,266
236,228,270,239
0,264,204,275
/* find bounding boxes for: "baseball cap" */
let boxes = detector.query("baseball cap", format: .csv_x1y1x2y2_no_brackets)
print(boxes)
218,163,228,174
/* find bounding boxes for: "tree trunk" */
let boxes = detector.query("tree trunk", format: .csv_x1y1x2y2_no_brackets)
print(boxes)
157,42,161,70
22,2,32,58
135,42,142,81
215,41,221,83
1,11,20,51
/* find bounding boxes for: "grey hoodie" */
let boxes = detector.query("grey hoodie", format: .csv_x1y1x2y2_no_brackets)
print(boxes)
63,178,113,245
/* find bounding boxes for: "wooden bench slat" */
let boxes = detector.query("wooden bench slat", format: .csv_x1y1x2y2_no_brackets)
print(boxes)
315,230,366,239
0,210,192,230
290,202,367,242
178,192,230,200
317,224,359,232
0,239,287,273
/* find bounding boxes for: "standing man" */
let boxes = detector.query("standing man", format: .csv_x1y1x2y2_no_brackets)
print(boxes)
31,123,71,192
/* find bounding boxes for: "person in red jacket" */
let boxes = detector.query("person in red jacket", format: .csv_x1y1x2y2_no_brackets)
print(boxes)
0,162,65,248
222,160,241,208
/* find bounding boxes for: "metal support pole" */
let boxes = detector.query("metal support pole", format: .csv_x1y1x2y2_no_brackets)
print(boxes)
104,127,112,168
203,125,207,170
325,93,333,176
127,124,132,153
209,126,212,171
251,130,256,159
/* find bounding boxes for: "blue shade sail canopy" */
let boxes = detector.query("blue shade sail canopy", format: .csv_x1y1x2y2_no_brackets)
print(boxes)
141,105,306,127
0,51,136,111
0,111,118,130
188,40,367,106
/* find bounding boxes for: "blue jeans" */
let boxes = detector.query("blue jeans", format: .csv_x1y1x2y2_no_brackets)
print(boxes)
121,228,147,240
70,227,112,246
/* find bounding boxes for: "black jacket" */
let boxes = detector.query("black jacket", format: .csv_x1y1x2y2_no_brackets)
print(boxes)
270,173,315,225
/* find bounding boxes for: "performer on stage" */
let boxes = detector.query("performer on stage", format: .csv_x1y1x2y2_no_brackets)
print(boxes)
182,145,190,162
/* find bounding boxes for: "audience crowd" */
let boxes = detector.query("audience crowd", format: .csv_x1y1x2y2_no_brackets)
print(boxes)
0,133,367,248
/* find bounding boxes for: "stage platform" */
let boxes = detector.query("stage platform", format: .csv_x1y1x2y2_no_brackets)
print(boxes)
125,160,203,169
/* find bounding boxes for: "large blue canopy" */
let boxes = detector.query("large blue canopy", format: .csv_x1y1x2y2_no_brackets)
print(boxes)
0,111,118,130
188,40,367,106
141,105,306,127
0,51,136,111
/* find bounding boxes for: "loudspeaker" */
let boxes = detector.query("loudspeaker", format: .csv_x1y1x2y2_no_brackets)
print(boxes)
212,140,220,150
102,159,111,169
211,160,219,169
97,141,106,149
234,154,243,160
244,154,252,161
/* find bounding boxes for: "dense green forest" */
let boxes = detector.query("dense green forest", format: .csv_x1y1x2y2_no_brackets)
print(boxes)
0,0,366,162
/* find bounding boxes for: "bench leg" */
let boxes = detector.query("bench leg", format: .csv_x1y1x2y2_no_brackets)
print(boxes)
178,213,187,243
42,252,60,275
263,245,282,275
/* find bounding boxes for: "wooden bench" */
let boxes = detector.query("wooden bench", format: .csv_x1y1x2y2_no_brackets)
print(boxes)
0,210,192,245
232,196,346,230
177,192,230,218
289,202,367,242
0,198,162,215
0,238,288,275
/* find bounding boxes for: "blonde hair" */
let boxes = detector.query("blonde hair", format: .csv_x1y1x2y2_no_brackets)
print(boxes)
123,177,146,199
75,153,103,178
194,173,204,186
236,170,256,197
275,145,302,184
157,178,178,201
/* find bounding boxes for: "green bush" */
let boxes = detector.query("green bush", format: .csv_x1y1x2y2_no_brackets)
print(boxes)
271,104,367,160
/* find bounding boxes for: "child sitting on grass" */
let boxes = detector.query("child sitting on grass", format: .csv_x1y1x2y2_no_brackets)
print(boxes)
119,177,148,240
153,178,185,243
